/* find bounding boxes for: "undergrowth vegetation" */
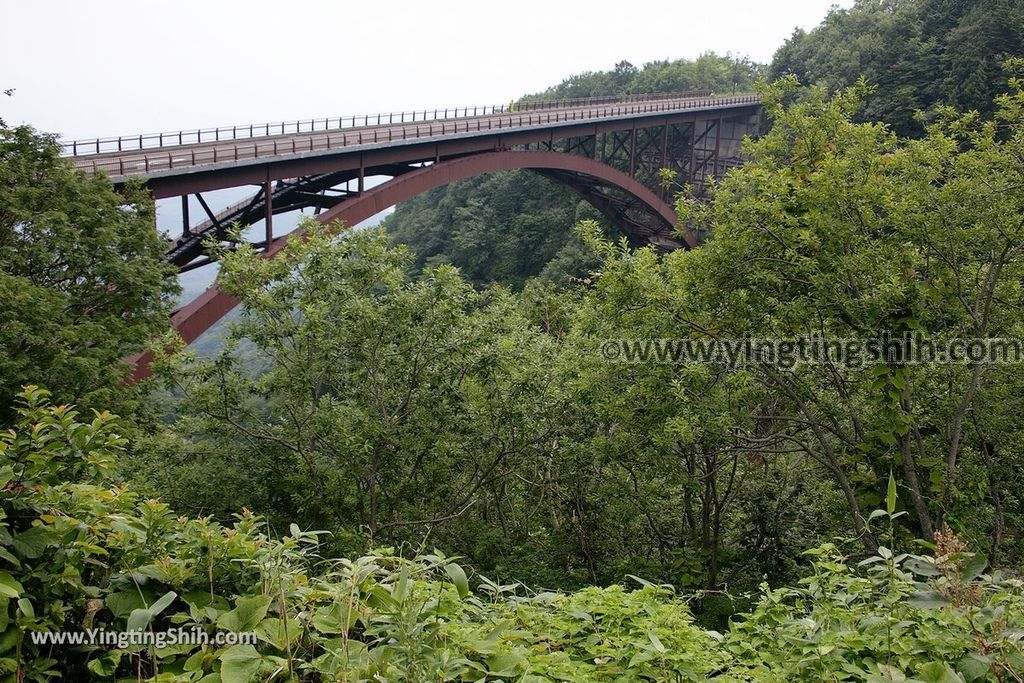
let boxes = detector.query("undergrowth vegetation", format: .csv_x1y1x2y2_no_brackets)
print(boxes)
2,388,1022,681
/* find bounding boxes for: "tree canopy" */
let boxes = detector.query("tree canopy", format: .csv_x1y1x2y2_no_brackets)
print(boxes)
770,0,1024,135
0,125,178,423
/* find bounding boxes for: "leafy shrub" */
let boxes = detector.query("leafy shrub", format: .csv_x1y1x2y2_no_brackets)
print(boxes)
0,388,720,681
2,388,1021,681
721,495,1024,682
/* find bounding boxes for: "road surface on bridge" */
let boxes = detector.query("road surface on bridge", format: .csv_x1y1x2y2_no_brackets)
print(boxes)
66,93,760,187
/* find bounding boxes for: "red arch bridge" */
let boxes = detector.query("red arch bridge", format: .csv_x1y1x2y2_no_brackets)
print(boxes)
64,91,762,373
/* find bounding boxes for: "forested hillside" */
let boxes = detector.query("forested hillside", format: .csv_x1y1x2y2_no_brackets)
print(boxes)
771,0,1024,135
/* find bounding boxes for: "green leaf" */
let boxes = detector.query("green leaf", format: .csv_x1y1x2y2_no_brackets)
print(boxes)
907,591,951,609
868,509,889,522
958,652,994,681
648,629,667,653
0,627,18,655
905,557,942,577
311,601,356,635
150,590,177,616
917,661,963,683
86,651,122,677
445,562,470,599
123,591,176,633
962,553,988,581
485,651,525,676
219,643,262,683
106,590,152,619
11,526,53,559
886,471,897,515
16,598,32,618
0,547,21,569
218,595,273,633
254,617,300,651
0,572,23,599
126,607,152,632
0,467,14,490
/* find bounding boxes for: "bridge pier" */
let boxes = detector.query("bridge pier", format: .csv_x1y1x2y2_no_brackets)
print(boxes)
264,168,273,249
181,195,190,237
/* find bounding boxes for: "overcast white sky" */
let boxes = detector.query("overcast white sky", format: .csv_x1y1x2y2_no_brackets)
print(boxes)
2,0,849,141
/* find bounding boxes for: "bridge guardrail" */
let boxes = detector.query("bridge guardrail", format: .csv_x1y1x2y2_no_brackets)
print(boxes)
69,94,760,177
60,91,716,158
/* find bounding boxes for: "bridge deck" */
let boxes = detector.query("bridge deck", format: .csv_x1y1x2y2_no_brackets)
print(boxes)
68,94,760,184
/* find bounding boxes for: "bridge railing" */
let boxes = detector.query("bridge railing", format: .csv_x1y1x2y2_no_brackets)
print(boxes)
69,94,761,177
60,91,715,158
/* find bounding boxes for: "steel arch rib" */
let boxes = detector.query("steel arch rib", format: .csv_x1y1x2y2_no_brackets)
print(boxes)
133,150,687,377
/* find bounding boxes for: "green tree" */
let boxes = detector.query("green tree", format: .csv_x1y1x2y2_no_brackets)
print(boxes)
0,125,178,423
154,223,582,571
383,171,607,289
770,0,1024,136
595,73,1024,553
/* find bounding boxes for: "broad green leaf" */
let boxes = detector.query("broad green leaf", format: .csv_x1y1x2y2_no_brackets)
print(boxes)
445,562,470,599
0,547,20,568
11,526,53,560
958,652,994,681
905,557,942,577
254,617,300,651
917,661,963,683
648,629,666,653
106,590,153,619
0,572,22,599
0,466,14,490
963,553,988,581
126,607,152,632
218,595,273,633
86,651,122,677
219,643,262,683
907,591,951,609
311,601,356,635
150,590,177,616
0,627,18,655
486,651,525,676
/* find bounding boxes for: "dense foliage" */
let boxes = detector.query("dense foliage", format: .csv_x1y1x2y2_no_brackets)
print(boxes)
3,389,1023,681
382,172,605,289
3,3,1024,678
0,125,178,424
607,70,1024,561
526,55,763,101
770,0,1024,136
136,72,1024,608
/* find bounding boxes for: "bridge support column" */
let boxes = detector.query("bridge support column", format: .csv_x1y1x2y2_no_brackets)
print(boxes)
689,122,697,185
264,169,273,249
629,124,636,178
659,123,669,198
181,195,190,237
713,116,722,180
